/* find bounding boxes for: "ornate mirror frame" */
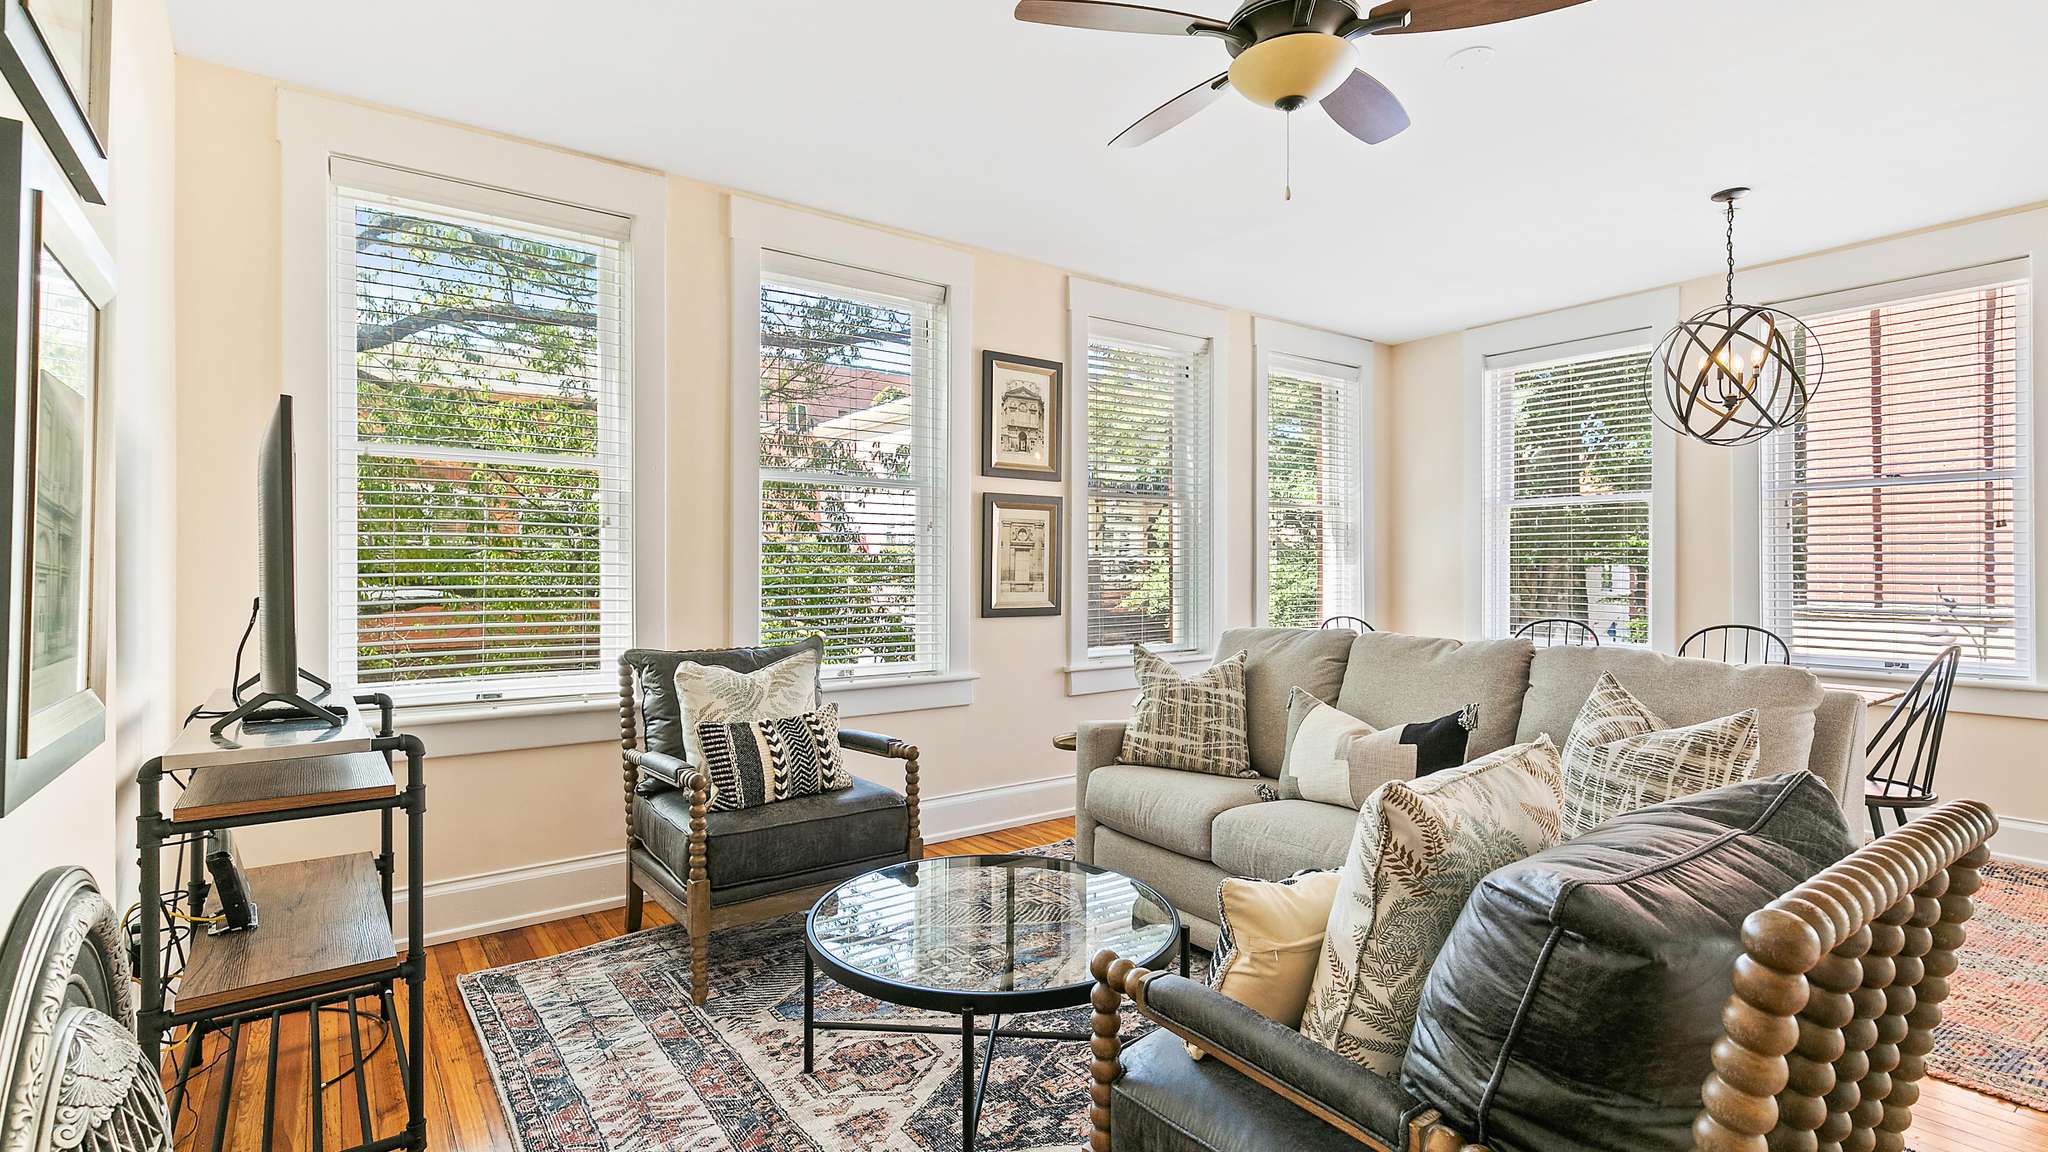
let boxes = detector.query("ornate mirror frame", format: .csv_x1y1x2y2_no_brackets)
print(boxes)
0,867,167,1152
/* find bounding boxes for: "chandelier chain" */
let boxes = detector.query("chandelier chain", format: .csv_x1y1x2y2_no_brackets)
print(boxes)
1724,199,1737,309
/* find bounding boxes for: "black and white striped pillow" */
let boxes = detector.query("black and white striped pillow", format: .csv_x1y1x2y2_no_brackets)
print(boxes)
696,703,851,812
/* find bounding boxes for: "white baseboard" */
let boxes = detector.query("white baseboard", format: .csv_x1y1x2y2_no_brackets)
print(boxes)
919,774,1074,843
1989,814,2048,868
398,775,1077,947
395,849,627,948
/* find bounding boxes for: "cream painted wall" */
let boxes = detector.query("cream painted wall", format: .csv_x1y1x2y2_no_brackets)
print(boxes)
1382,212,2048,845
172,61,1282,916
0,2,179,915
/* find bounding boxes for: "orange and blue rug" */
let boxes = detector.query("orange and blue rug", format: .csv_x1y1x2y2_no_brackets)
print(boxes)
1931,858,2048,1111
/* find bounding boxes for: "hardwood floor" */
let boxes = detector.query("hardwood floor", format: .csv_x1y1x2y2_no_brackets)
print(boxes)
162,816,2045,1152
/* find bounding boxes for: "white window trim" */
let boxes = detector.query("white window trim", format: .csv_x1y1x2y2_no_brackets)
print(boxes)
1727,206,2048,718
1252,317,1377,628
278,90,668,756
1462,288,1680,651
1065,278,1233,696
727,197,976,717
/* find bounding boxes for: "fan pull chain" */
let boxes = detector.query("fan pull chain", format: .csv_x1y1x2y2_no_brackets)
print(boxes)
1284,108,1293,202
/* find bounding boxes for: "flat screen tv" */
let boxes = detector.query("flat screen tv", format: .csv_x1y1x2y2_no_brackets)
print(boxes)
210,395,340,733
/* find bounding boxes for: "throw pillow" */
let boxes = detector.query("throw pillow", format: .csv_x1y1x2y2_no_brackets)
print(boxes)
1119,645,1253,777
696,703,851,812
1299,737,1563,1076
1192,869,1342,1059
1278,688,1479,808
673,647,820,772
1559,671,1761,839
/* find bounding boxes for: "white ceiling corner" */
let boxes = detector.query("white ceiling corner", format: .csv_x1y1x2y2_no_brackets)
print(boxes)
167,0,2048,343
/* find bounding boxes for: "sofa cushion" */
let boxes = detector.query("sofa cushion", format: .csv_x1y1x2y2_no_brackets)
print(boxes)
1122,646,1254,777
633,775,906,892
1085,765,1266,860
622,636,824,761
1210,800,1358,880
1219,627,1357,778
1336,632,1532,757
1300,738,1563,1076
1558,673,1760,838
1401,771,1853,1152
1515,644,1822,782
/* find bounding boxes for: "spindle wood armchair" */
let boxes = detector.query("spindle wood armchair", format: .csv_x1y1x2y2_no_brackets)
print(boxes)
1087,797,1998,1152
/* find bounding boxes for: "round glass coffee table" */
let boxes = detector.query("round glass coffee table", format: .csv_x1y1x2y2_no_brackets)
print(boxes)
804,854,1186,1151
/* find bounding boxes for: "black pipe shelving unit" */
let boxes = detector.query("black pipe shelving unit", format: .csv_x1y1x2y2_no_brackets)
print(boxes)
137,690,427,1152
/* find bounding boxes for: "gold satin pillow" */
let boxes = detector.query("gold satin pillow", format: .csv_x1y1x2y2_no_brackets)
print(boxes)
1189,869,1342,1060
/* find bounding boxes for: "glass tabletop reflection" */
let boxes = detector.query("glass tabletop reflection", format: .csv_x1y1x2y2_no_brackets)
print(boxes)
807,855,1179,1000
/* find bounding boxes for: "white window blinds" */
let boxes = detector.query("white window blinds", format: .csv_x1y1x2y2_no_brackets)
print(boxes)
1763,264,2033,679
1085,322,1213,656
1264,355,1363,628
330,162,634,703
1482,339,1655,644
756,255,950,678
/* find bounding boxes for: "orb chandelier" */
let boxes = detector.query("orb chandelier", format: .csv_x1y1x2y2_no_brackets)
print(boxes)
1652,188,1823,447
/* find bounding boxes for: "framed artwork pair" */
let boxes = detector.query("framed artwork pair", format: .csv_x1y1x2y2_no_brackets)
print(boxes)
0,0,116,816
980,351,1064,618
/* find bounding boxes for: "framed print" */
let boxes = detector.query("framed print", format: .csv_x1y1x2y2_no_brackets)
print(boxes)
0,117,108,815
982,493,1062,618
0,0,109,204
981,350,1061,481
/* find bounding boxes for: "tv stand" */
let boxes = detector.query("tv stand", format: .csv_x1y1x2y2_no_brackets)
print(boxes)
212,668,343,735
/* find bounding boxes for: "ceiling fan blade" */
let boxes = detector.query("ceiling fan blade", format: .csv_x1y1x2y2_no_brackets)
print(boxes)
1365,0,1591,35
1109,71,1232,147
1321,69,1409,144
1014,0,1228,36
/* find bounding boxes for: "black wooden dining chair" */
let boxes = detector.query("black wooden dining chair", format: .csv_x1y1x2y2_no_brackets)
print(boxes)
1864,645,1961,837
1319,615,1375,633
1513,617,1600,647
1678,624,1791,665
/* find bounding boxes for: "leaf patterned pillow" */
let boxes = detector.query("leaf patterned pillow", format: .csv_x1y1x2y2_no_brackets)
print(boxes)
1558,672,1760,839
1299,737,1563,1076
673,648,819,771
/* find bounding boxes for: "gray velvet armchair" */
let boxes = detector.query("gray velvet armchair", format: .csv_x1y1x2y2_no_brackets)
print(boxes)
617,638,922,1005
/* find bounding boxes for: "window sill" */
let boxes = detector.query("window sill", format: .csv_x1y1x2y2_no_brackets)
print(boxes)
394,694,618,757
1064,651,1212,697
1814,671,2048,721
822,671,977,718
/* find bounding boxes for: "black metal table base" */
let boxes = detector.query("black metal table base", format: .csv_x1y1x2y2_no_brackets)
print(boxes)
801,926,1190,1152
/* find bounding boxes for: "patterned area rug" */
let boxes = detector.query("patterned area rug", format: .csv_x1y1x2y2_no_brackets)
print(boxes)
459,843,1209,1151
1930,858,2048,1110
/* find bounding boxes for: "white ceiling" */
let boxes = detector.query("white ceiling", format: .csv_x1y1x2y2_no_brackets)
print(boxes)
167,0,2048,343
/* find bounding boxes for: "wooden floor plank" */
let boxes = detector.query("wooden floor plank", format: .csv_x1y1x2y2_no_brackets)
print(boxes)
164,814,2041,1152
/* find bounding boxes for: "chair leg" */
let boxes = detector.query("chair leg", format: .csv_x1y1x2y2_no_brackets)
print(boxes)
1866,803,1887,838
687,879,711,1007
624,877,644,933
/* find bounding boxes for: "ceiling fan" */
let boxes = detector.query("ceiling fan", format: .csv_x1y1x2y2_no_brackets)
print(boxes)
1014,0,1591,150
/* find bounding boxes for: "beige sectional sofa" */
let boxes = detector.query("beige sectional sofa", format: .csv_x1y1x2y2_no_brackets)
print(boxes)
1072,627,1866,947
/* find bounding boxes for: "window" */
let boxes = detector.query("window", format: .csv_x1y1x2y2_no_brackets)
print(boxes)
1260,341,1367,629
1481,339,1656,644
328,162,634,705
754,256,951,678
1763,264,2033,679
728,199,973,714
1082,322,1214,656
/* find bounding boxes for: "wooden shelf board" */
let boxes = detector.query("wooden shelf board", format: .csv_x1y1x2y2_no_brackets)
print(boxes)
178,853,397,1014
172,752,395,823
